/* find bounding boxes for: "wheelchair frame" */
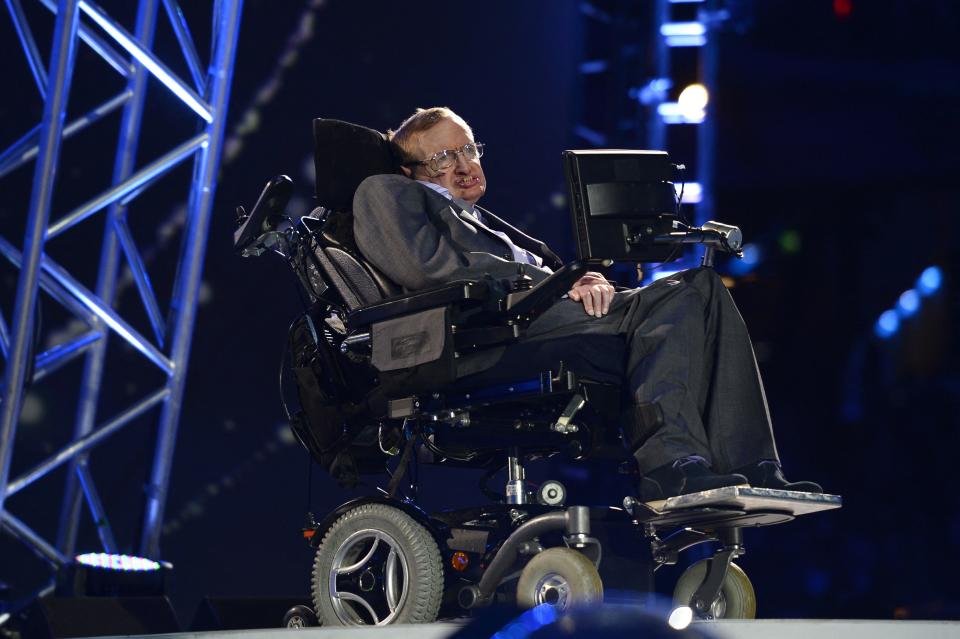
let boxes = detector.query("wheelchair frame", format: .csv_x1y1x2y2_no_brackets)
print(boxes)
235,171,840,627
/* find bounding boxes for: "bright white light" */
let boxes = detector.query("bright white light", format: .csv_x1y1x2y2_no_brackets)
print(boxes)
674,182,702,204
668,606,694,630
76,552,161,572
78,1,213,122
678,83,709,121
660,22,706,37
897,289,920,317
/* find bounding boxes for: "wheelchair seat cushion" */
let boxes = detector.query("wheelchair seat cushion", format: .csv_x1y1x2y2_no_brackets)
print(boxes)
313,118,401,212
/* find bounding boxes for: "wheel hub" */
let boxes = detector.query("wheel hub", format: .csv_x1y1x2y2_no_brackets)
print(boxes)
535,572,570,609
328,529,409,625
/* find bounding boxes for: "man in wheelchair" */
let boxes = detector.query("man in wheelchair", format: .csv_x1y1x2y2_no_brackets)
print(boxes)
353,107,821,504
235,107,838,627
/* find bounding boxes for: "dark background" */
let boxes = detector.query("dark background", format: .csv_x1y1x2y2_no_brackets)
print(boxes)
1,0,958,625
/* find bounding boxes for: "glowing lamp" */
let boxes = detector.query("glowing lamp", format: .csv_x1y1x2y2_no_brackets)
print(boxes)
58,553,171,596
678,83,709,121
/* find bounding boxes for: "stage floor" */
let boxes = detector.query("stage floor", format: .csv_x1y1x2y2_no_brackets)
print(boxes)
106,619,960,639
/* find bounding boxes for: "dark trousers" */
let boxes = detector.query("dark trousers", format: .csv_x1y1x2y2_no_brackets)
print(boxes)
465,268,779,474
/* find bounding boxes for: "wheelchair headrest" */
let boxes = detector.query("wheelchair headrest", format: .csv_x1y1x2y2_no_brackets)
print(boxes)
313,118,401,211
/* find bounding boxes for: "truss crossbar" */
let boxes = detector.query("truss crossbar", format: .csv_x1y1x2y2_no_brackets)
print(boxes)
75,460,117,552
39,253,175,372
79,0,212,121
33,329,102,381
0,91,133,179
113,216,165,344
7,387,170,497
1,511,68,565
47,133,207,239
6,0,48,97
0,235,98,325
36,0,133,76
161,0,204,92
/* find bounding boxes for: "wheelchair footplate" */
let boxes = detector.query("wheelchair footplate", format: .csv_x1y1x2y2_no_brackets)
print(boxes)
626,486,842,531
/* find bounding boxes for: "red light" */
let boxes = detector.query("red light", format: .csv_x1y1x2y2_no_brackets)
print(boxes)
833,0,852,19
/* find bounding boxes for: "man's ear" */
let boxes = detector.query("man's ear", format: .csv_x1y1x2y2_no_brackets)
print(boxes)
400,165,413,178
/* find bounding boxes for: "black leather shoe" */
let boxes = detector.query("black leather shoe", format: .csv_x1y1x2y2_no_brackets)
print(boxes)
639,456,749,506
732,460,822,493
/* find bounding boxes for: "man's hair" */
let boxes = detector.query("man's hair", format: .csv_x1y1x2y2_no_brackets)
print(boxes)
388,106,473,167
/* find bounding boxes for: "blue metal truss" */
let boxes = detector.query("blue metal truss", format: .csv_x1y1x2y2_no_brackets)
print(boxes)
0,0,243,576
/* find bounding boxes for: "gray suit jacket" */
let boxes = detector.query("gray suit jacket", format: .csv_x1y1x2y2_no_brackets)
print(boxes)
353,174,563,292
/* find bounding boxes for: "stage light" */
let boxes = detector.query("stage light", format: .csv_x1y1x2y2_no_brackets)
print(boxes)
660,22,705,37
58,553,171,597
917,266,942,296
678,83,708,121
875,310,899,339
897,290,920,317
668,606,693,630
76,553,160,572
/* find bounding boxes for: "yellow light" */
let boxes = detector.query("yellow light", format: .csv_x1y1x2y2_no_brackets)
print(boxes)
678,83,709,121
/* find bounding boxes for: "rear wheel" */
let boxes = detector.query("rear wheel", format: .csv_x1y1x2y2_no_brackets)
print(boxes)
516,547,603,610
312,504,443,625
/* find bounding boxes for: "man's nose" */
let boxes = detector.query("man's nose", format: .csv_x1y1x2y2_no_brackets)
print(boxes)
453,153,471,171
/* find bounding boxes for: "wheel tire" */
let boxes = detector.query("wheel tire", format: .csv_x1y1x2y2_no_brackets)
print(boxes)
672,560,757,619
516,547,604,610
282,605,318,628
312,504,443,625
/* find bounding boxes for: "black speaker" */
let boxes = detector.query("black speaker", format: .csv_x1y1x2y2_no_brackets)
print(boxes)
190,596,312,630
20,596,179,638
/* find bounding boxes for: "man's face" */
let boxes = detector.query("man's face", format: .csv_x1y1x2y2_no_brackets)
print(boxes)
407,118,487,205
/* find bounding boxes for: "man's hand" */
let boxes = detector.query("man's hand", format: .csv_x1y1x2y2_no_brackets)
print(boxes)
568,271,615,317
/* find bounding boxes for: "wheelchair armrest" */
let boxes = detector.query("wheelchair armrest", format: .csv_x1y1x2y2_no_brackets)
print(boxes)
347,280,491,326
502,260,589,318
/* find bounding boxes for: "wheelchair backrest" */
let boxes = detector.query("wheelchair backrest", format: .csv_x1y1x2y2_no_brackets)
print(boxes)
307,118,405,311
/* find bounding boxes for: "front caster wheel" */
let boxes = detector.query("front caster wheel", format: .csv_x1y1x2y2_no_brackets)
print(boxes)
282,605,318,628
516,547,603,610
312,504,443,625
672,560,756,619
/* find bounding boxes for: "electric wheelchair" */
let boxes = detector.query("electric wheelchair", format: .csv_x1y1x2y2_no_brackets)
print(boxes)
233,119,841,628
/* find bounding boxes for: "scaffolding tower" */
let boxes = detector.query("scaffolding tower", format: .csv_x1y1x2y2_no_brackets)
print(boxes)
0,0,243,589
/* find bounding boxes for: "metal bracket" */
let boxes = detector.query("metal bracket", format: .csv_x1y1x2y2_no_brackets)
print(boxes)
552,393,584,434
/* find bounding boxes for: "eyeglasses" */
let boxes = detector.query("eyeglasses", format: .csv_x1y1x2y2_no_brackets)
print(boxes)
408,142,485,173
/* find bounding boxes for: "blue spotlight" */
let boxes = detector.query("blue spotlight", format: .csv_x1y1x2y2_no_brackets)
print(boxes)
917,266,942,296
897,289,920,317
875,310,899,339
